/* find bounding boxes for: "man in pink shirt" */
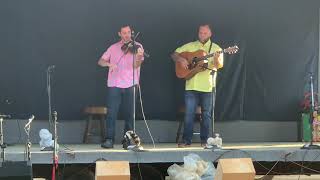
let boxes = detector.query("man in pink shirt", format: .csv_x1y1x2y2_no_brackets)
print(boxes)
98,25,144,148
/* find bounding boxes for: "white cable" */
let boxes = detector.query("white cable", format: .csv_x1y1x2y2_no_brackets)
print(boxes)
138,84,156,148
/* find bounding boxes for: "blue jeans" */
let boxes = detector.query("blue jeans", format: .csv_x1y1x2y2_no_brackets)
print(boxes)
105,86,135,141
183,90,213,144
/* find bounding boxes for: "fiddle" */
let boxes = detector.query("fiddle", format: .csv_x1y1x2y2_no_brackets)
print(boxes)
121,41,150,58
121,41,142,54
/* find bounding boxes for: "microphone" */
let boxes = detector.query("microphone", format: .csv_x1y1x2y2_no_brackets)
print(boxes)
127,42,134,48
131,31,140,40
52,111,58,122
5,99,13,105
24,115,35,129
0,114,11,118
143,52,150,58
130,31,150,58
47,65,56,72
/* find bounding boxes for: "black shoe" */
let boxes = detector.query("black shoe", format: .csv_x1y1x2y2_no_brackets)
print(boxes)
101,139,114,149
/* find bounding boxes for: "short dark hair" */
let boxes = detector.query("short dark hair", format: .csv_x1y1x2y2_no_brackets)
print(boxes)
199,23,212,30
119,24,132,32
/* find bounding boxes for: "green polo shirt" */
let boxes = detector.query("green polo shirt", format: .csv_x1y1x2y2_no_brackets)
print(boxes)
175,40,223,92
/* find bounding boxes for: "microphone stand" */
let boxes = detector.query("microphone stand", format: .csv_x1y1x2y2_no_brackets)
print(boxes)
190,64,217,138
0,114,10,162
47,66,55,132
129,32,150,131
0,117,4,162
24,115,34,162
211,70,216,137
129,32,150,133
201,65,217,137
301,74,320,149
131,32,140,132
51,111,59,180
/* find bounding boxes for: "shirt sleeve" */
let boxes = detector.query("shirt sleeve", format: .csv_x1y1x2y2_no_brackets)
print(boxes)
100,46,112,62
175,43,192,53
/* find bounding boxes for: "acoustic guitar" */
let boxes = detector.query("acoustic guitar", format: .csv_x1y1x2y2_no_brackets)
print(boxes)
175,46,239,79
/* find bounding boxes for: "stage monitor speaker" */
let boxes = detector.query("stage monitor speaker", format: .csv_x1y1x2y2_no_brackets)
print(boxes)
215,158,256,180
95,161,130,180
0,161,32,180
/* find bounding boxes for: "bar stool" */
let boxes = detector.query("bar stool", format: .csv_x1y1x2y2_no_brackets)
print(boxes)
83,106,107,143
175,106,202,143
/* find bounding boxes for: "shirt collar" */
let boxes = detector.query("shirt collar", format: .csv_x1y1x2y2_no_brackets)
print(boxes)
197,39,212,47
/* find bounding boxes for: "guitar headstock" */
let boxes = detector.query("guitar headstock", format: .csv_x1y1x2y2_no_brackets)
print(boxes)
223,46,239,54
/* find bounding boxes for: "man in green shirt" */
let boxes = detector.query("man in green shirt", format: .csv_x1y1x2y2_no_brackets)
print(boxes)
171,24,224,147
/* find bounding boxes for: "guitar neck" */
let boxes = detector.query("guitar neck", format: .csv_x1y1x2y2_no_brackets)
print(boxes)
195,50,223,62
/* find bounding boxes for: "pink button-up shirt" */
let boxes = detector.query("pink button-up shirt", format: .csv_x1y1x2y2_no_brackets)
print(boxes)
101,41,144,88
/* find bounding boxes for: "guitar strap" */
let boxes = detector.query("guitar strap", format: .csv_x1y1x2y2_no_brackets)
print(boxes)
208,40,213,54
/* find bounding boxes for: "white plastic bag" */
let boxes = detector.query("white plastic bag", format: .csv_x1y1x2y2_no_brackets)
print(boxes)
39,129,59,150
39,129,54,148
175,171,200,180
168,163,200,180
201,162,215,180
196,160,208,177
183,153,201,173
167,164,184,178
167,154,216,180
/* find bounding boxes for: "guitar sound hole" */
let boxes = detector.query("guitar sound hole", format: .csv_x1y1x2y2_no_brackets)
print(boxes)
192,57,198,64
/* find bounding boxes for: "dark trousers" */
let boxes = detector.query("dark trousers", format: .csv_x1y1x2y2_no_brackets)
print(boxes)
183,90,214,144
105,86,135,141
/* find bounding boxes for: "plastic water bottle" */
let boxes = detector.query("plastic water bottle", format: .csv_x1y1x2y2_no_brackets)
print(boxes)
215,133,222,148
